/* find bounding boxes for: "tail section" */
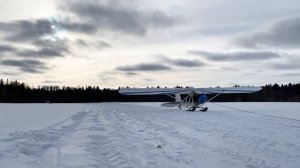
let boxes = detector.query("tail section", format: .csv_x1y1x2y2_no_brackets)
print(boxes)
175,94,181,102
175,94,182,109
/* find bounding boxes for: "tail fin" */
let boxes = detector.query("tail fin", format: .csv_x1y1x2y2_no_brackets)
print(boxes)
175,94,181,102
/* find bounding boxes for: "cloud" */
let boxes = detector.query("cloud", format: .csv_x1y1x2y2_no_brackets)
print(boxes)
270,63,300,70
63,0,176,35
235,17,300,48
0,18,97,42
124,71,138,76
280,72,300,77
76,39,112,50
98,70,118,82
1,59,49,73
99,76,116,82
60,21,97,34
33,38,69,51
16,38,70,58
0,19,54,42
0,39,68,59
97,41,112,49
188,50,281,61
0,71,18,76
0,45,17,53
76,39,88,47
17,48,64,58
98,74,116,82
158,56,205,67
43,80,63,84
116,63,171,72
144,78,154,82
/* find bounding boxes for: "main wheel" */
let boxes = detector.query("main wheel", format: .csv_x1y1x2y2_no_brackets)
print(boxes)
200,107,208,112
186,106,196,111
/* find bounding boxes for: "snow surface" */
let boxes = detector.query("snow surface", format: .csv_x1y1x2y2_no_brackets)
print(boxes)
0,104,83,135
0,102,300,168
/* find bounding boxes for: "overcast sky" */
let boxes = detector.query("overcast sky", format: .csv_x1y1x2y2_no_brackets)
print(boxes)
0,0,300,88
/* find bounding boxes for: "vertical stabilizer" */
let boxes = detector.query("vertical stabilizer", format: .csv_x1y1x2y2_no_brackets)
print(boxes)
175,94,181,102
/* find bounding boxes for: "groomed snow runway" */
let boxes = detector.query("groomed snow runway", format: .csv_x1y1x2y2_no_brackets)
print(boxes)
0,103,299,168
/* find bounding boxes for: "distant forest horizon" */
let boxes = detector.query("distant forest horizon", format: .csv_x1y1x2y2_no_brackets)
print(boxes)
0,79,299,103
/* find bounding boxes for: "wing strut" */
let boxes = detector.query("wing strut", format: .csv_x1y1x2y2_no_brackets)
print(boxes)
207,93,222,102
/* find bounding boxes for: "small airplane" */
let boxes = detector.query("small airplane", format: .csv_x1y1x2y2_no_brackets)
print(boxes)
119,86,262,112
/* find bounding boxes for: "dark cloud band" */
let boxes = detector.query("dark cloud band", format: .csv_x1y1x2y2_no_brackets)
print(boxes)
63,0,176,35
188,50,281,61
158,56,205,67
235,17,300,48
0,45,17,53
116,63,171,72
270,63,300,70
1,59,49,73
0,19,96,43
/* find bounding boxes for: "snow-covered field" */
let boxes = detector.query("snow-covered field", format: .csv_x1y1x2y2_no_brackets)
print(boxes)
0,102,299,168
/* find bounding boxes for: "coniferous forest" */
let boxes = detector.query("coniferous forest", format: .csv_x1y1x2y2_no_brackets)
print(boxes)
0,79,299,103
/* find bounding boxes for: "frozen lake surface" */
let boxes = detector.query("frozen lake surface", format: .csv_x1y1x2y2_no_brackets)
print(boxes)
0,102,299,168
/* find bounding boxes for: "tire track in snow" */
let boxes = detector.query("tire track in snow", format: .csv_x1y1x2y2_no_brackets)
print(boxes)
1,103,299,168
93,103,210,168
87,104,144,168
96,103,300,168
0,110,92,168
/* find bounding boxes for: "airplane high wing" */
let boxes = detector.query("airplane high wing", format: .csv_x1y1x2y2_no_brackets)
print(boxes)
119,87,262,112
119,87,262,95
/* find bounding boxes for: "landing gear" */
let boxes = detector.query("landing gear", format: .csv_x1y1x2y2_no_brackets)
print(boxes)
186,106,208,112
186,106,197,111
181,92,211,112
200,107,208,112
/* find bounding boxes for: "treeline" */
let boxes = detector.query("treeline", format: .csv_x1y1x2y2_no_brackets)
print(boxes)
213,83,300,102
0,79,299,103
0,79,121,103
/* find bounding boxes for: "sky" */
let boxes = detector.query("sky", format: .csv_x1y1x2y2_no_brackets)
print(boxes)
0,0,300,88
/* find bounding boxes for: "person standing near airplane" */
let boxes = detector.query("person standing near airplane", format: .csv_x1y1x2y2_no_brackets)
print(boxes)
198,92,208,105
